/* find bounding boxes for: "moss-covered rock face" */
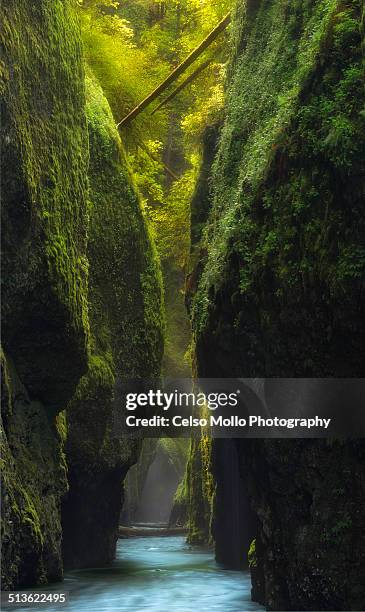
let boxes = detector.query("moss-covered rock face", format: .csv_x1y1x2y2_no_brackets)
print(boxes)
122,439,158,524
169,473,189,528
83,74,164,380
62,75,164,569
193,0,365,377
186,432,214,545
189,0,365,609
1,0,89,589
185,125,220,314
238,439,365,610
1,353,68,589
1,1,89,410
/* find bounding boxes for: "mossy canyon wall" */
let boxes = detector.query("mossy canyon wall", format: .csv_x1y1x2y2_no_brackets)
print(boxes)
188,0,365,610
62,74,164,568
1,0,163,587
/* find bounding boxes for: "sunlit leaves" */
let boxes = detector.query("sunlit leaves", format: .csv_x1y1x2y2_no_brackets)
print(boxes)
79,0,234,273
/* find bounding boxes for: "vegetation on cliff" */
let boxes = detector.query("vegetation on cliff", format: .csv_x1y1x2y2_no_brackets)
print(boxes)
62,74,164,568
1,0,165,586
192,0,365,377
187,0,365,609
77,0,232,377
1,352,68,589
2,1,364,610
1,0,89,411
0,0,90,588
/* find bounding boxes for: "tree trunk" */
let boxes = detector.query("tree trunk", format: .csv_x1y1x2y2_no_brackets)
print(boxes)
116,12,231,129
151,58,212,115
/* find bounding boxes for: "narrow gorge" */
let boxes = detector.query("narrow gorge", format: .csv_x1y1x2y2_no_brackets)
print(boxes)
1,1,364,611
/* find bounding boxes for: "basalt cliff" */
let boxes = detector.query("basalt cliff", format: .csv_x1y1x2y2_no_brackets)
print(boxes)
1,0,163,587
187,1,365,609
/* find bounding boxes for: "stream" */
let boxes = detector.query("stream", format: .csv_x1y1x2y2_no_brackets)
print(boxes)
3,536,264,612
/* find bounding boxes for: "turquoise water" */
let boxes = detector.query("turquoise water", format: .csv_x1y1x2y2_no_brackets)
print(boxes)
4,536,264,612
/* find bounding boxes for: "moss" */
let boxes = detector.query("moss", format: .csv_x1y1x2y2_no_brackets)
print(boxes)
192,0,365,377
84,71,164,376
186,427,214,545
1,0,89,326
62,73,164,568
1,352,68,589
1,0,89,410
169,475,189,527
1,0,89,589
55,411,68,443
21,491,44,548
188,2,365,609
162,265,192,377
186,125,221,313
248,538,257,568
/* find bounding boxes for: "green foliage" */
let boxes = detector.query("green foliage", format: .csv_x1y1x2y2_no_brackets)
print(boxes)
127,141,166,205
186,423,214,545
79,0,235,380
1,352,67,589
181,63,225,144
192,0,365,361
248,539,257,568
1,0,90,342
146,165,198,267
80,3,168,145
79,0,233,270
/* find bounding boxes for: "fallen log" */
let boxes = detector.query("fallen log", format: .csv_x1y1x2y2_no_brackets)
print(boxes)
118,525,187,538
151,58,212,116
116,12,231,129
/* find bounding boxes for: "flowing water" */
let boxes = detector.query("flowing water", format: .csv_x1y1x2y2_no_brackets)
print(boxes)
4,536,264,612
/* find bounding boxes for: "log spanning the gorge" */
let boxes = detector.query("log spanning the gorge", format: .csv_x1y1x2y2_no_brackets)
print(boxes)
116,12,231,129
118,525,187,538
151,57,213,116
